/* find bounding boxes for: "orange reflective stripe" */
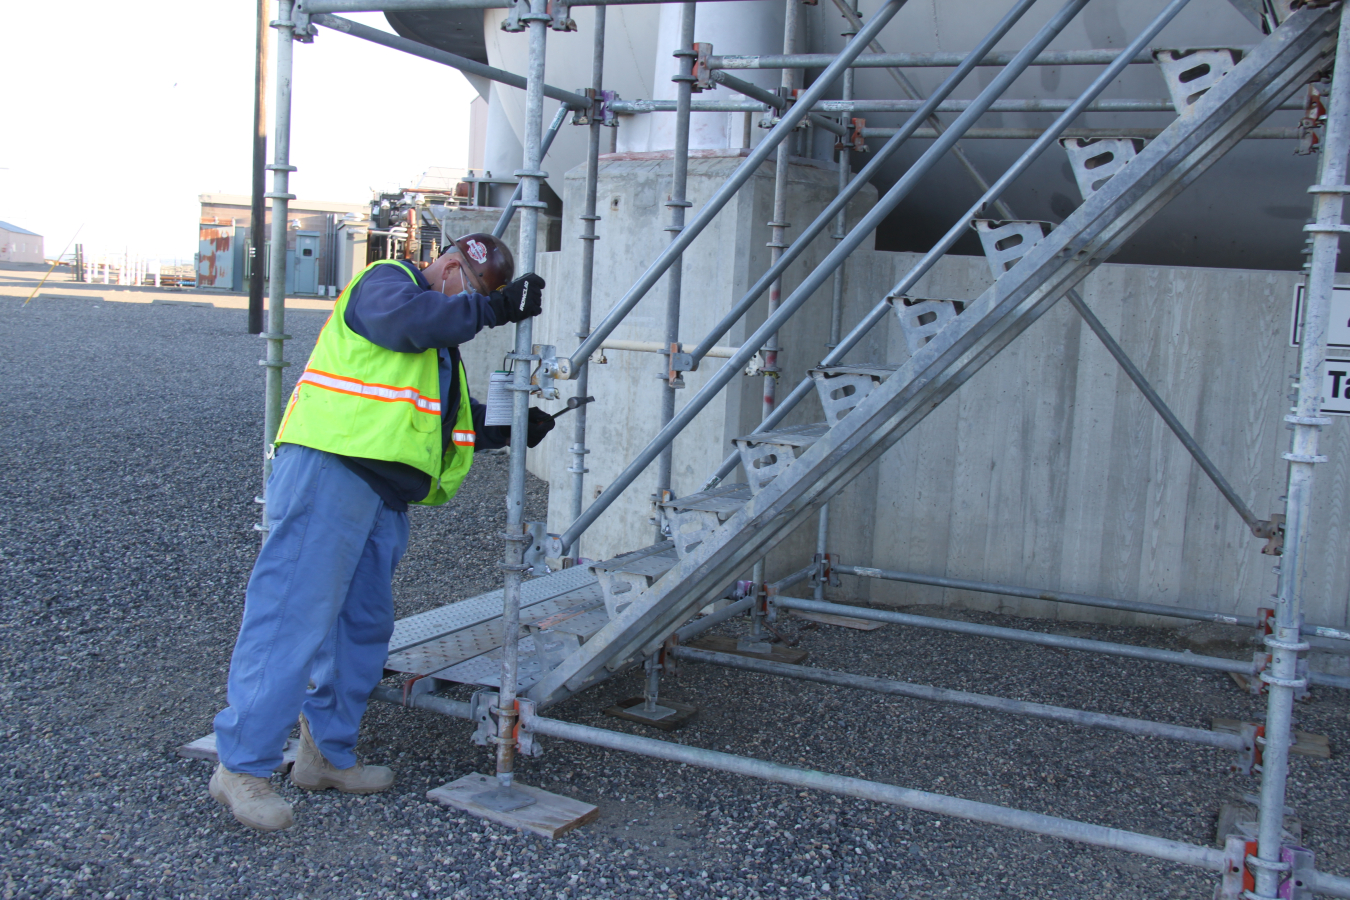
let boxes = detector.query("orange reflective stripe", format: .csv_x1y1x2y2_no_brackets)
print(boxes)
298,368,441,415
451,430,475,446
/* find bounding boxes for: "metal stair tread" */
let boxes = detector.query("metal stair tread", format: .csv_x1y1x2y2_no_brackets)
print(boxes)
813,363,900,379
590,541,679,577
732,421,831,447
386,565,597,655
656,482,753,515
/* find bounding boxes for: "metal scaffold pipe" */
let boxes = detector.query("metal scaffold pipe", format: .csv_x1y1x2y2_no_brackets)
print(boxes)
311,13,588,109
654,1,697,543
834,563,1260,627
775,596,1260,675
565,5,607,558
261,0,296,531
519,713,1229,872
1253,5,1350,896
560,0,910,377
493,106,570,240
559,0,1085,552
493,0,550,797
302,0,762,10
702,0,1195,488
709,47,1179,69
671,646,1247,751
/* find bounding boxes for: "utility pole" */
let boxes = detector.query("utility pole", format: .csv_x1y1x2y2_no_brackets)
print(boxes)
248,0,270,334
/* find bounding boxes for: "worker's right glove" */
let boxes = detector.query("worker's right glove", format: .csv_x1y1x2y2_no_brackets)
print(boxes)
489,273,545,325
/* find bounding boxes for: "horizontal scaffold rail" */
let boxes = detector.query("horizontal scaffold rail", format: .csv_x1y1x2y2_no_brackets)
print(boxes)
300,0,766,11
708,47,1252,69
612,98,1303,114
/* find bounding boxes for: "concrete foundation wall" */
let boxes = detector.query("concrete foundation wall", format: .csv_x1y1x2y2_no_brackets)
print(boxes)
518,158,1350,634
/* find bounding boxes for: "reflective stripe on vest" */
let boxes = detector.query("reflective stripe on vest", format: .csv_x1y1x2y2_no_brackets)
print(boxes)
297,368,443,416
451,430,475,447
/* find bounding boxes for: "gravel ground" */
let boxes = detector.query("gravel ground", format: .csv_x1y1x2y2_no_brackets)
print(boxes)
1,295,1347,900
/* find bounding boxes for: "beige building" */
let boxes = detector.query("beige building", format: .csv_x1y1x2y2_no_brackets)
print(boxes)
0,221,44,264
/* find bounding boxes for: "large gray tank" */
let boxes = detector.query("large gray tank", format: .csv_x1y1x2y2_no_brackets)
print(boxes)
391,0,1322,271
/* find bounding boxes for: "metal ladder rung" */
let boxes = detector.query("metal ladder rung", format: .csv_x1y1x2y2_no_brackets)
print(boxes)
589,541,679,577
657,482,752,515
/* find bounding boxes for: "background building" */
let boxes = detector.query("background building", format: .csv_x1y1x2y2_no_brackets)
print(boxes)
0,221,45,264
196,194,368,295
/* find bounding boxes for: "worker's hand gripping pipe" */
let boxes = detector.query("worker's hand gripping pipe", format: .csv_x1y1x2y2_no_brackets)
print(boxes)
699,0,1196,490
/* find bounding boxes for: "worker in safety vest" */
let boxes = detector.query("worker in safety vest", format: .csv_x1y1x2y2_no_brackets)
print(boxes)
208,233,551,832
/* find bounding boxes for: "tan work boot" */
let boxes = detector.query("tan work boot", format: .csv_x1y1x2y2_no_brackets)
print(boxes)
289,714,394,794
209,764,295,832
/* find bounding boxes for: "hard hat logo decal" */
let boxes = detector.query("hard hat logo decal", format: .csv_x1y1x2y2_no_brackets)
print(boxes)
466,239,488,264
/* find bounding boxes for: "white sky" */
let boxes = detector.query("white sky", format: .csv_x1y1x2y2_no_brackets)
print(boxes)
0,2,478,264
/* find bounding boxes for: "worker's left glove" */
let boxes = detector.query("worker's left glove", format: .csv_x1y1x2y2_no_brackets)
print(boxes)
526,407,555,448
489,273,545,325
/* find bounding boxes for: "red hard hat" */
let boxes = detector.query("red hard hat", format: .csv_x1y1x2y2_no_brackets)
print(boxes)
451,233,514,294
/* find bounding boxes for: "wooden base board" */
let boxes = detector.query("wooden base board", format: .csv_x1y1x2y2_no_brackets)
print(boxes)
791,610,885,631
428,773,598,838
1212,718,1331,759
603,696,699,731
176,733,299,773
688,633,809,665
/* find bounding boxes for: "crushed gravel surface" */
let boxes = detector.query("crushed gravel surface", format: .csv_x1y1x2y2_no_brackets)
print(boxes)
1,295,1347,899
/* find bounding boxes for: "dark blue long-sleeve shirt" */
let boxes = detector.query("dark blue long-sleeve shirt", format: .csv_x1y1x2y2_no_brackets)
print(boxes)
336,259,510,510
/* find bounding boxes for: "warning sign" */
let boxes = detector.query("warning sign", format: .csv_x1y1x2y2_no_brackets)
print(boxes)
1290,284,1350,347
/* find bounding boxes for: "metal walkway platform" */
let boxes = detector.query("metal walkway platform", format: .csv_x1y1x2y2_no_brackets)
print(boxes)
384,565,605,691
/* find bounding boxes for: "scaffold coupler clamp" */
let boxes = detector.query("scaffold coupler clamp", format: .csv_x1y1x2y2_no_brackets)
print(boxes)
667,342,692,386
1256,513,1285,555
834,118,867,154
531,344,561,400
1229,722,1262,776
470,690,501,747
759,580,778,624
545,0,577,32
522,522,554,575
660,633,679,678
1218,833,1316,900
573,88,619,128
500,0,530,32
513,699,543,757
1296,82,1328,156
692,43,714,93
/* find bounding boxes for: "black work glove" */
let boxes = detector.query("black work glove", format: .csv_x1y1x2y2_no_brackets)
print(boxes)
488,273,545,325
526,407,555,448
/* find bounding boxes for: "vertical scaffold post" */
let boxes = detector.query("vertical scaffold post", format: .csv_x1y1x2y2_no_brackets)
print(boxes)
654,2,697,542
494,0,550,795
248,0,270,336
1252,6,1350,897
749,0,800,635
261,0,296,532
815,0,856,602
568,7,606,559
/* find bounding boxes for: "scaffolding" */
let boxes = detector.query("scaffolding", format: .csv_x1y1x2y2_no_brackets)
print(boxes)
254,0,1350,895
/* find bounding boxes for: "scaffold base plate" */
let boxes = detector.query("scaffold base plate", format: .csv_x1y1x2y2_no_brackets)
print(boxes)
603,696,698,731
688,633,810,665
428,773,598,838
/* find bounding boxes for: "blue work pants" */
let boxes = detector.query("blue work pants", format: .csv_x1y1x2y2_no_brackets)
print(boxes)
213,444,409,776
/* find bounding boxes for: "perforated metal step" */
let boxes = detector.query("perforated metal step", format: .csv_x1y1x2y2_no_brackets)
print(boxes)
590,541,678,577
812,363,899,380
732,422,830,448
386,565,597,655
657,482,752,518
